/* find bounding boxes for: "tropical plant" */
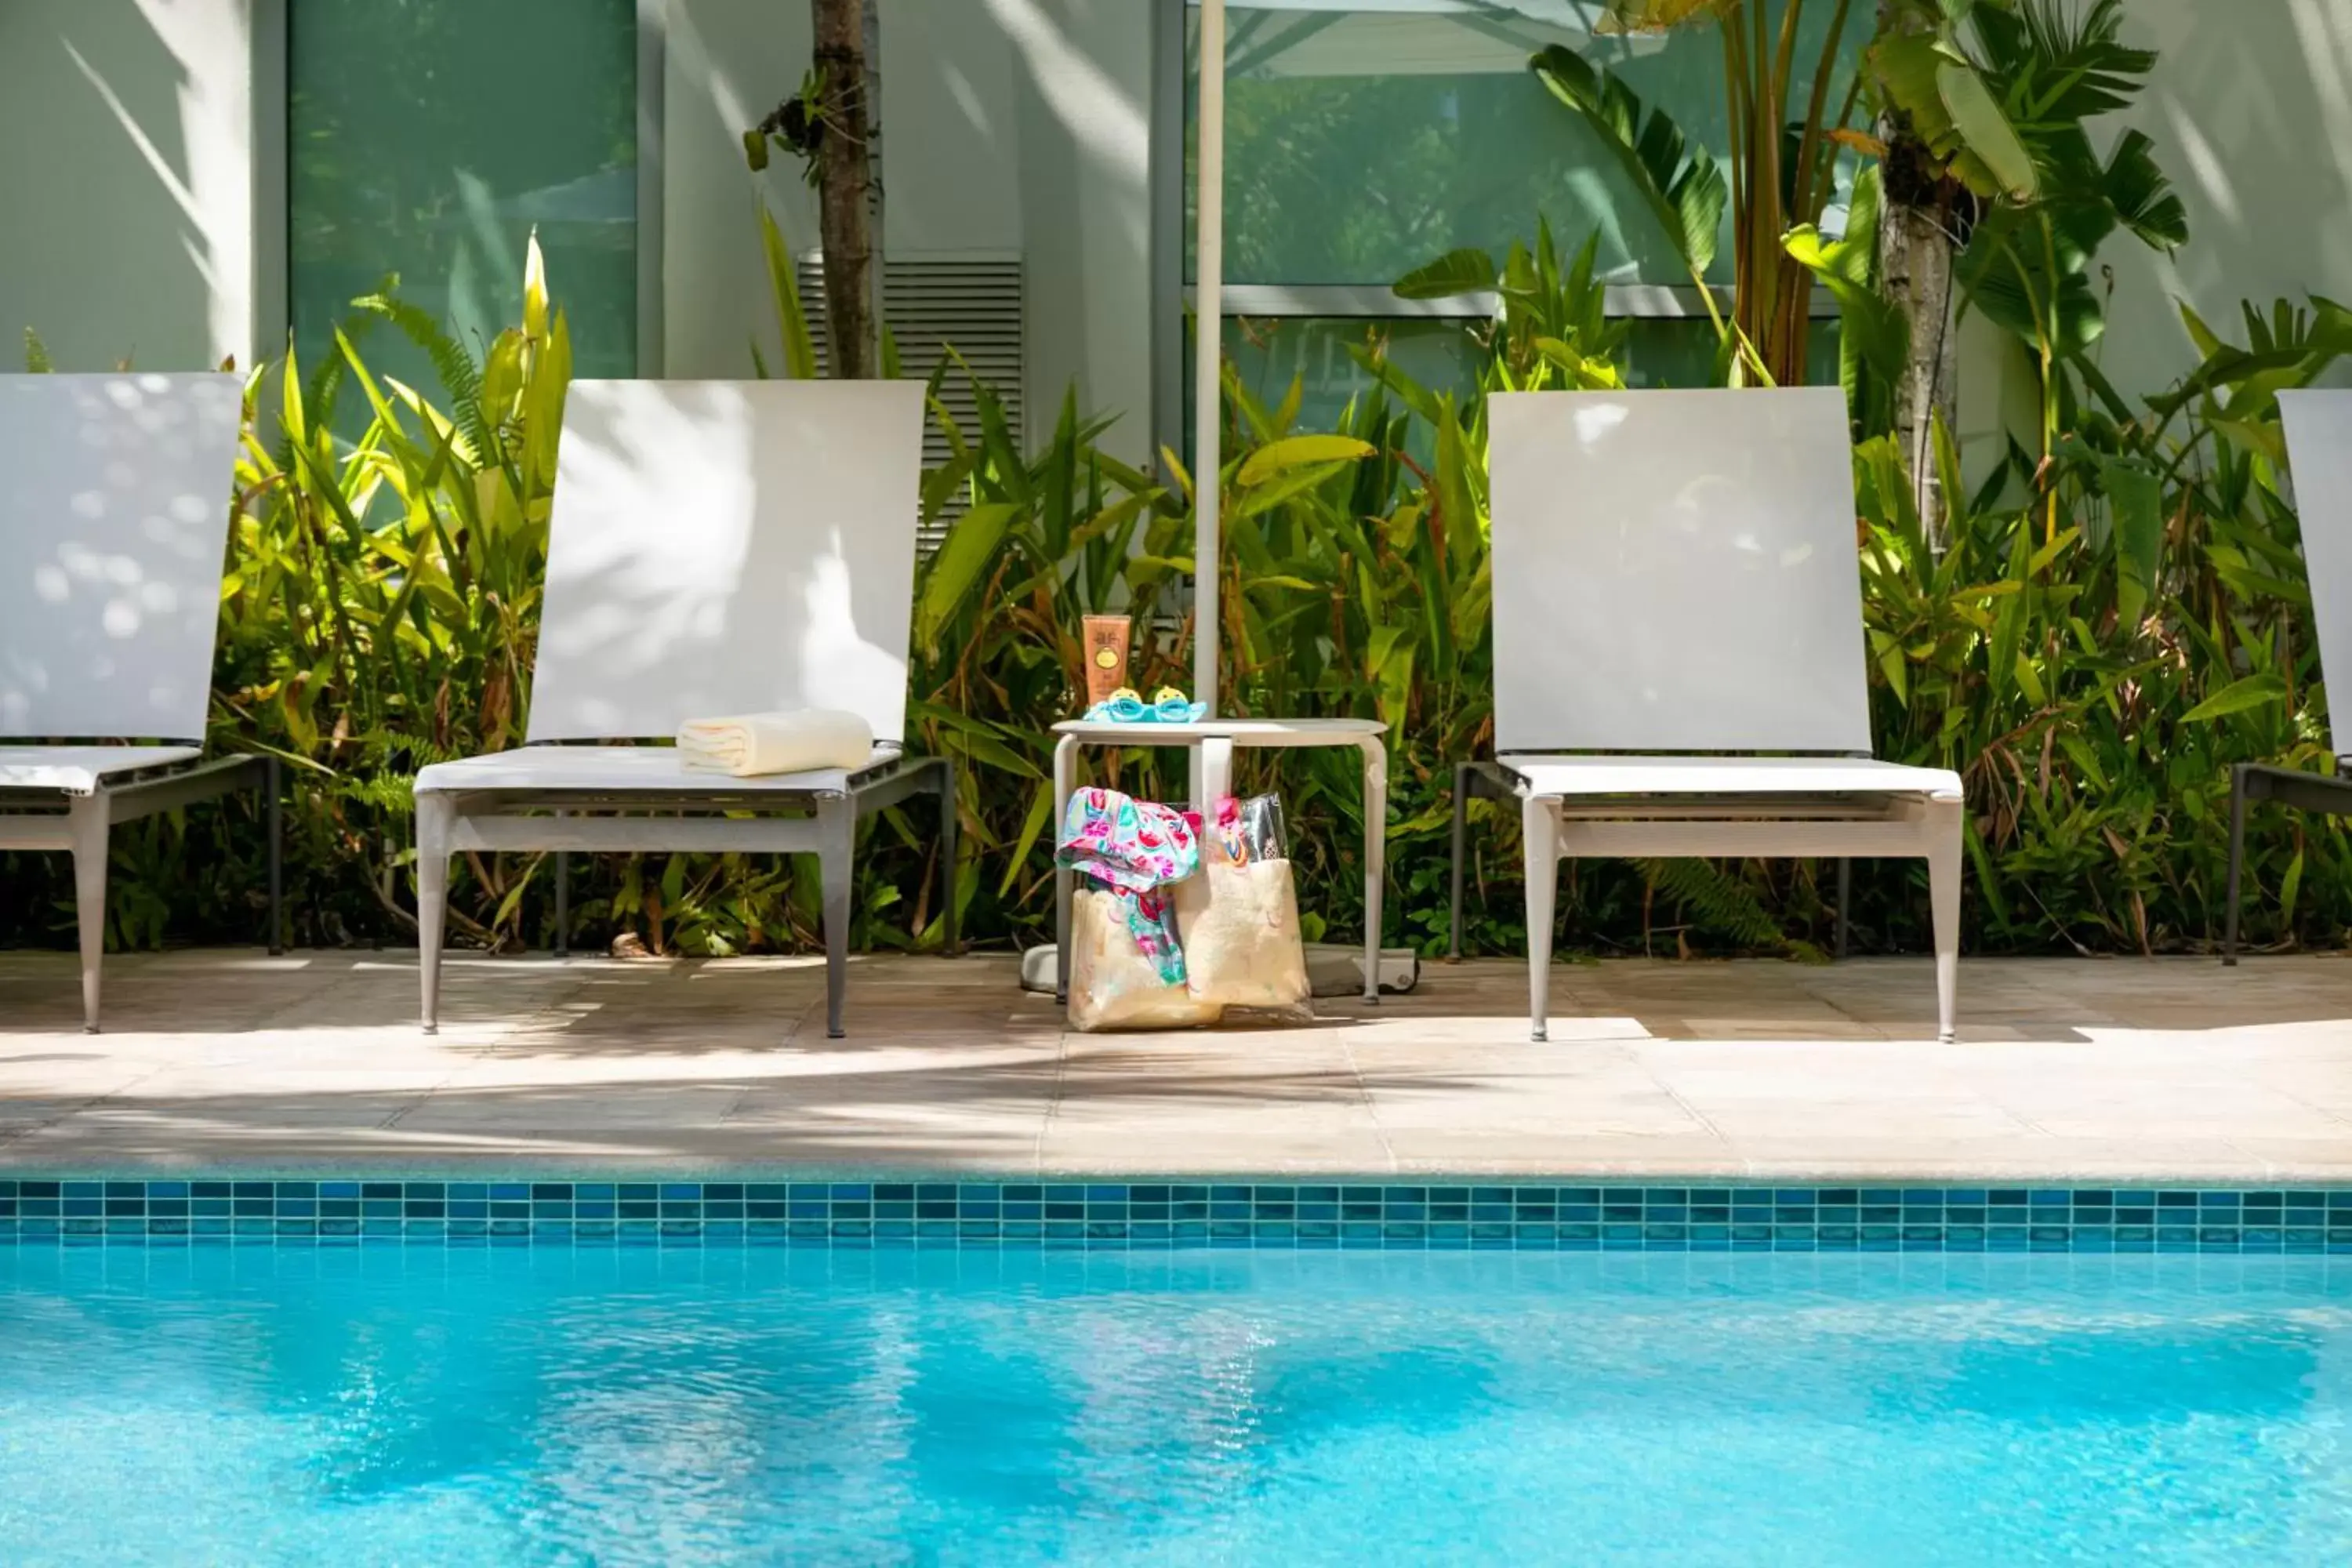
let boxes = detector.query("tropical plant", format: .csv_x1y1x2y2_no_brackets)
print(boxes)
1534,0,1867,386
11,201,2349,967
1870,0,2186,544
1391,222,1632,395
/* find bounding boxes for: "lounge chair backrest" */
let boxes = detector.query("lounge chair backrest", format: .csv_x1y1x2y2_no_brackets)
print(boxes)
0,373,245,742
526,379,927,745
2276,390,2351,758
1486,387,1874,755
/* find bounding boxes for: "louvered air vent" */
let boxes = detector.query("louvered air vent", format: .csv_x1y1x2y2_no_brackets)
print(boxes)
797,256,1025,551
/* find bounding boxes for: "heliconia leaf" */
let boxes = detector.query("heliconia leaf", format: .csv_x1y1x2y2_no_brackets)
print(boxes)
916,502,1019,648
523,230,548,341
2103,459,2164,631
1392,247,1499,302
2181,673,2288,723
1936,61,2037,201
1236,435,1375,488
758,201,818,381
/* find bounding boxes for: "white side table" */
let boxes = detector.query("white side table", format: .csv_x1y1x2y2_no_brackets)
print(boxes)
1051,717,1388,1006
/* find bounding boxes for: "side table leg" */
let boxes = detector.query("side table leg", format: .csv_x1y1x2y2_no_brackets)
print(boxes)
1361,735,1387,1004
1054,734,1078,1007
1198,737,1233,811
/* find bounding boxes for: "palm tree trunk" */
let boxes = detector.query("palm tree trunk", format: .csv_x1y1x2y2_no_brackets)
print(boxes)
1874,2,1960,545
1879,187,1959,539
811,0,877,379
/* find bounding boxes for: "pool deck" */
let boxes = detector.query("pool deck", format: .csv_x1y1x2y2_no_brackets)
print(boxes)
0,949,2347,1182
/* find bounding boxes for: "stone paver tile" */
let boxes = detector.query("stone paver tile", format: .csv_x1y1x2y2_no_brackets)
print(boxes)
2226,1138,2352,1181
1382,1133,1738,1177
1038,1111,1392,1174
1720,1135,2272,1183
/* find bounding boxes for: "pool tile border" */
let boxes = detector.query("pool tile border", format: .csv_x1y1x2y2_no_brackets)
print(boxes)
3,1178,2350,1252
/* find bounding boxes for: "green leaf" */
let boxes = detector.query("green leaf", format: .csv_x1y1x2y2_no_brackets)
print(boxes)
1936,60,2038,201
1530,45,1725,287
916,502,1019,648
757,201,818,380
998,786,1053,900
2102,129,2188,251
2103,459,2164,630
1236,435,1375,488
1392,247,1499,301
2180,673,2288,723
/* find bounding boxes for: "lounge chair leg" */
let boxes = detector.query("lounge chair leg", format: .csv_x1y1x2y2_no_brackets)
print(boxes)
938,757,961,957
1835,857,1851,960
819,797,853,1039
1522,794,1557,1043
416,793,452,1034
266,756,284,955
1361,736,1386,1004
68,797,109,1034
2223,764,2249,966
1449,762,1471,962
1927,800,1962,1044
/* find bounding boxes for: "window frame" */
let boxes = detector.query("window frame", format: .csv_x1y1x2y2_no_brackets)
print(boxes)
1150,0,1838,460
249,0,666,376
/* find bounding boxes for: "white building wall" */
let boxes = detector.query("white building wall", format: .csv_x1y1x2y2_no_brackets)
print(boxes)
661,0,1153,461
0,0,254,372
2,0,2343,453
2100,0,2352,397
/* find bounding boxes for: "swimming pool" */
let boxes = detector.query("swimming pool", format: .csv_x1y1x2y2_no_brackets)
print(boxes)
3,1238,2349,1565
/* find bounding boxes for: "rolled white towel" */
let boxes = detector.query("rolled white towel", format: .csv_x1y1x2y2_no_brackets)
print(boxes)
675,709,875,776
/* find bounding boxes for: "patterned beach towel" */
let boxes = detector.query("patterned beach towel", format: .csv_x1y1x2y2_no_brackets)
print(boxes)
1055,787,1200,984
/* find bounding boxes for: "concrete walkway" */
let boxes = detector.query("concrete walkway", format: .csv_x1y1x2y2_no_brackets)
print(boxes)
0,950,2347,1181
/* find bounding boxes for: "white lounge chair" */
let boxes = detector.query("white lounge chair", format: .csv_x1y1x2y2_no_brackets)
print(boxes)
411,379,954,1038
1453,387,1965,1042
2227,390,2352,959
0,372,280,1031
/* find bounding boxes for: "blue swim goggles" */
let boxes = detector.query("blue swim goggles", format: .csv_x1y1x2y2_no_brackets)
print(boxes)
1083,686,1207,724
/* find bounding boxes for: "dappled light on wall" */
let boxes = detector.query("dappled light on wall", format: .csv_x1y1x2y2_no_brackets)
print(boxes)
0,373,242,741
524,379,927,746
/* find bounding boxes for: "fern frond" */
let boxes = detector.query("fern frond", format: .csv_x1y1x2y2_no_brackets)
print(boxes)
1635,858,1788,950
350,289,492,457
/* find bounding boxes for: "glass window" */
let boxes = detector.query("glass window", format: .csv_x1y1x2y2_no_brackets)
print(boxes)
1186,2,1867,289
288,0,639,391
1216,315,1841,446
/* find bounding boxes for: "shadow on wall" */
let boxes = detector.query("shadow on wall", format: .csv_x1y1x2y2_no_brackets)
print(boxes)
524,382,919,744
0,0,245,372
2097,0,2352,397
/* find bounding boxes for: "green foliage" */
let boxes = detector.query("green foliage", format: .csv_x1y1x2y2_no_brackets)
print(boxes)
1530,44,1729,336
7,220,2347,967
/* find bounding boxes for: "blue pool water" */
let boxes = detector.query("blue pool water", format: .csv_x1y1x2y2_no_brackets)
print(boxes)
2,1249,2349,1566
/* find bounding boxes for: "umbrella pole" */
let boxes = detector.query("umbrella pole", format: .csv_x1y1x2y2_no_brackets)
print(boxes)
1193,0,1224,719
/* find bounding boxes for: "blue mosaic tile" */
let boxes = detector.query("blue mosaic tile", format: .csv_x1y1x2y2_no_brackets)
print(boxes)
4,1179,2352,1250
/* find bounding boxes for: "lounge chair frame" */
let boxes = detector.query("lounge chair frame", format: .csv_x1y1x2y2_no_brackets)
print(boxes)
1,754,282,1031
416,750,955,1038
2223,761,2352,964
1451,388,1965,1043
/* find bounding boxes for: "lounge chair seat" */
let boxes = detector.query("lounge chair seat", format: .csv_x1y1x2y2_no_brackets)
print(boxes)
0,746,205,793
1496,755,1962,801
415,744,902,797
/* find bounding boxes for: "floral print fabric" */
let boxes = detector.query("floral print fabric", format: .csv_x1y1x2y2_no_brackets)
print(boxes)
1055,787,1200,984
